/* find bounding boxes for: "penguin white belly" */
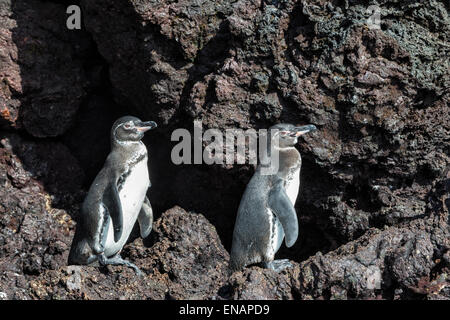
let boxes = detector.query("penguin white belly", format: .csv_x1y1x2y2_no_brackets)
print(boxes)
266,167,299,258
266,209,285,259
286,167,300,205
104,159,149,256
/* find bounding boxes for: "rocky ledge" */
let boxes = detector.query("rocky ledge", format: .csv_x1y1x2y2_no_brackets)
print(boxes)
0,135,448,299
0,0,449,300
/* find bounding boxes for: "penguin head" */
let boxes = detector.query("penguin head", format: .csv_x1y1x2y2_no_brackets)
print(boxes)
111,116,157,144
270,123,317,148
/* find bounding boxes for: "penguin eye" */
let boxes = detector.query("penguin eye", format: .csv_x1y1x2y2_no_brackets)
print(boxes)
123,122,134,130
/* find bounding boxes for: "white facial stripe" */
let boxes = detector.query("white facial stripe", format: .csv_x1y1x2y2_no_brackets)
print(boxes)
113,122,140,145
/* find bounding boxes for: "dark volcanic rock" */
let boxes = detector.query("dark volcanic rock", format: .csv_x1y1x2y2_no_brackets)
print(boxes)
81,0,234,126
0,194,229,299
227,266,298,300
0,0,93,137
81,0,449,251
0,127,447,299
227,172,449,300
125,206,230,299
0,133,77,299
227,211,449,300
2,133,85,200
0,0,449,300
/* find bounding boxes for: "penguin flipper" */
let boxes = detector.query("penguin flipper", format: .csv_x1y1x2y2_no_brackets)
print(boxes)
102,182,123,242
138,196,153,238
268,180,298,248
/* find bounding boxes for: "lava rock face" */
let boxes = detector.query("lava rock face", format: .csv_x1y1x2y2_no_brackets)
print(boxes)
0,0,93,137
0,0,449,299
81,0,449,280
226,212,449,300
80,0,235,126
125,206,230,299
0,186,229,299
0,134,80,299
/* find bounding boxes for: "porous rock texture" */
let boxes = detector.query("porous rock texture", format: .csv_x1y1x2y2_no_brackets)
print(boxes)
0,0,449,299
0,0,93,137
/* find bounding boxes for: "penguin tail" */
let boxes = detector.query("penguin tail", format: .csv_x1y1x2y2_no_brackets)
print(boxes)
67,244,81,265
67,231,81,265
67,232,92,266
228,256,245,276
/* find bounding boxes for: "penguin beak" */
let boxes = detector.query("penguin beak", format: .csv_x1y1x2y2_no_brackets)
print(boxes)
136,121,157,132
293,124,317,136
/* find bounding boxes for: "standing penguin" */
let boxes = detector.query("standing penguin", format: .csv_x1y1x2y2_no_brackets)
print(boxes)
230,123,316,272
68,116,157,275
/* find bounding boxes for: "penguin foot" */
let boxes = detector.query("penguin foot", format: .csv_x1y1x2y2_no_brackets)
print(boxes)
263,259,293,272
98,254,144,277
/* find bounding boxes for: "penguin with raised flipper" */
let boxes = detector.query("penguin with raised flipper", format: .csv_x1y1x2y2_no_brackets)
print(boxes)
230,123,317,272
68,116,157,275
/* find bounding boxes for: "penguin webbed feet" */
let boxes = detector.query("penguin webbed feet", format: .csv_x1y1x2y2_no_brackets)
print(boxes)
98,253,144,277
262,259,293,272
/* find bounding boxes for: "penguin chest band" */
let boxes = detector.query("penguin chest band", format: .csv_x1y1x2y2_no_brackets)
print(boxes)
266,209,284,259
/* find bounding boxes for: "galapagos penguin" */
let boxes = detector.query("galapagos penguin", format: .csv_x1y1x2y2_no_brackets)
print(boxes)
68,116,157,275
230,123,317,272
